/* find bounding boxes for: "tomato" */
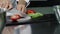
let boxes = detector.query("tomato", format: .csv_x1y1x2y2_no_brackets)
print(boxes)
10,14,21,21
14,14,21,19
10,15,17,21
27,10,35,14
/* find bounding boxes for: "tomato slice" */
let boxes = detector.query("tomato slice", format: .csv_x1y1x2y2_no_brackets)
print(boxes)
10,15,17,21
27,10,35,14
11,14,20,19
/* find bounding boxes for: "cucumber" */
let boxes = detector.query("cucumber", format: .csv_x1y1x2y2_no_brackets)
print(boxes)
28,13,44,19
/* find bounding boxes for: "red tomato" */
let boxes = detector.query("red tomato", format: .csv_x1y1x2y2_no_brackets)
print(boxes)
11,15,17,21
14,14,21,19
27,10,35,14
10,14,21,21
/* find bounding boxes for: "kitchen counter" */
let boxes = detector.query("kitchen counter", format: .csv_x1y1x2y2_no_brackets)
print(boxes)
6,14,58,26
6,14,59,34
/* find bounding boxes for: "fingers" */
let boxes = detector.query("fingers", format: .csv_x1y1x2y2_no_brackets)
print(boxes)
17,5,26,13
3,3,9,9
22,6,25,12
0,1,8,8
8,3,12,10
17,5,22,11
0,2,12,10
4,3,12,10
0,3,3,8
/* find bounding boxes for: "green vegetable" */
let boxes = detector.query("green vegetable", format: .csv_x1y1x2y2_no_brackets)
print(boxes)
28,12,44,19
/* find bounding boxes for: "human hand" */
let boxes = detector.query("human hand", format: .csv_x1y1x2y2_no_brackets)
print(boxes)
0,0,12,10
16,0,26,13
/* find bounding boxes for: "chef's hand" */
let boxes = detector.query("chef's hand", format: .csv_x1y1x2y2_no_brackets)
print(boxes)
0,0,12,10
17,0,26,13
